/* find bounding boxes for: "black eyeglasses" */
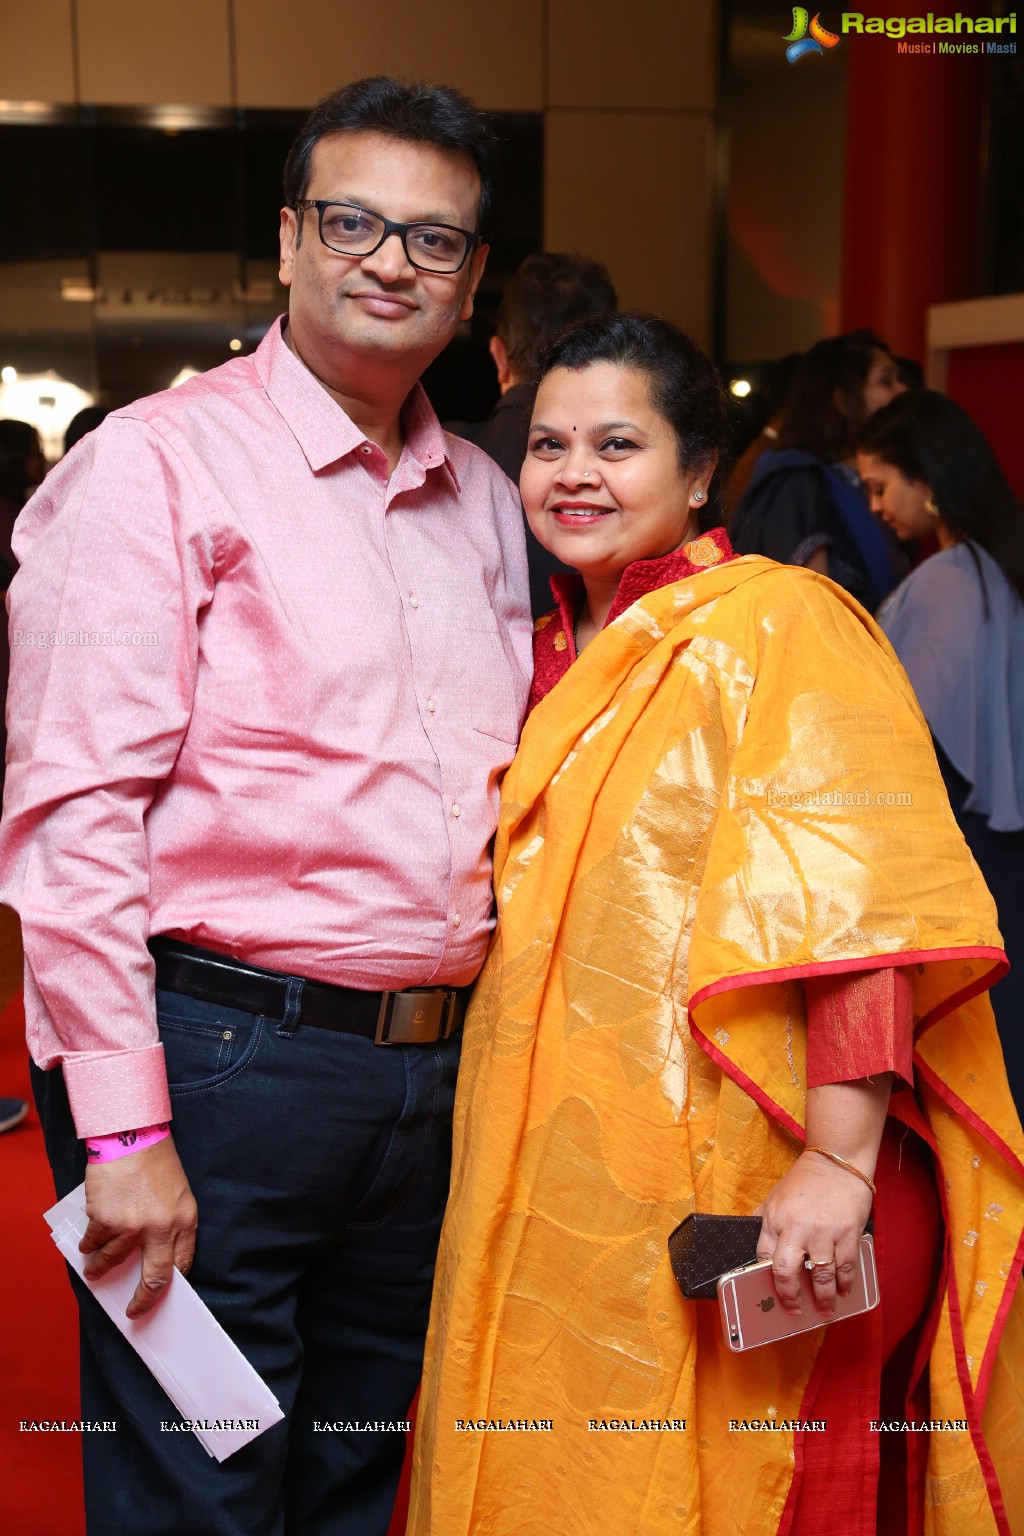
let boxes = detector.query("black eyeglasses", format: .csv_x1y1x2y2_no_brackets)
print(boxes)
295,200,479,273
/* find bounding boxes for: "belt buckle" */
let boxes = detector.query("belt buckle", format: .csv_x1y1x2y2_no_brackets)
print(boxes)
375,989,456,1046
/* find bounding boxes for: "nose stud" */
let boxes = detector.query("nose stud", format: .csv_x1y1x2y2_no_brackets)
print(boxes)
583,470,591,478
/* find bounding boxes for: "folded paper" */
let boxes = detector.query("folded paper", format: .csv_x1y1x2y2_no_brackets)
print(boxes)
45,1183,284,1461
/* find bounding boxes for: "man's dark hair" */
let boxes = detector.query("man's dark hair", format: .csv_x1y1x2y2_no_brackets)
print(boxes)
496,252,618,375
774,328,893,462
536,311,727,525
283,76,496,235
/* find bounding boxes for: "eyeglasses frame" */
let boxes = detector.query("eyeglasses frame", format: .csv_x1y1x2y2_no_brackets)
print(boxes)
294,199,480,274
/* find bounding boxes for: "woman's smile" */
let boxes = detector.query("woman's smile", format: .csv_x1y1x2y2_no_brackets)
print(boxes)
550,500,617,526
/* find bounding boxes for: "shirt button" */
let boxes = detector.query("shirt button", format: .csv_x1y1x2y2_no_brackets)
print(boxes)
410,595,419,609
452,913,462,928
451,803,461,818
361,444,372,454
427,698,436,713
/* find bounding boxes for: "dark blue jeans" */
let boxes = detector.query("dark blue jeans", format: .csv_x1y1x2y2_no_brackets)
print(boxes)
33,986,461,1536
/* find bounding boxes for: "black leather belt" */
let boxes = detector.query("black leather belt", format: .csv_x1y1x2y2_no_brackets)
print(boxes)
149,937,469,1046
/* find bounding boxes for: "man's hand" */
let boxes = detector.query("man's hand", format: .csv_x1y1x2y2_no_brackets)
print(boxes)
80,1138,198,1319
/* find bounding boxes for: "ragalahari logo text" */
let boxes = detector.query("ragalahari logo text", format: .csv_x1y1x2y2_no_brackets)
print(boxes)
785,12,1016,59
785,8,842,61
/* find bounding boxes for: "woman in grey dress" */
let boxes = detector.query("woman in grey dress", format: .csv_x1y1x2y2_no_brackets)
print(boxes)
857,389,1024,1112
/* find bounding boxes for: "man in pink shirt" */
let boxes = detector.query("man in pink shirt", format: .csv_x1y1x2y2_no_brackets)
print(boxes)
1,77,531,1535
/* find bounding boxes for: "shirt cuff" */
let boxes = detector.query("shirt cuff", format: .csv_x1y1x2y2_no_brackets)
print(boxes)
62,1045,172,1139
804,966,914,1088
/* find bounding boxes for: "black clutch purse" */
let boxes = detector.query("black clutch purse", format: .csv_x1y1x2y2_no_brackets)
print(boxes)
667,1213,763,1300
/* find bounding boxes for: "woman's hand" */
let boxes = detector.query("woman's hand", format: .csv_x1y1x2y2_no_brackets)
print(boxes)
752,1072,892,1317
754,1152,874,1317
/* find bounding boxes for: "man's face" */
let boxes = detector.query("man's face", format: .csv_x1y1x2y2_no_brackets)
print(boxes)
279,130,488,378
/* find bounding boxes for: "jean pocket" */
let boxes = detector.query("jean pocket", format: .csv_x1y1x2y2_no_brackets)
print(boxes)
157,997,264,1095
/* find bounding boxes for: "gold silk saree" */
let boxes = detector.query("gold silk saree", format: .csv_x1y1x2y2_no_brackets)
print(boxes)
409,557,1024,1536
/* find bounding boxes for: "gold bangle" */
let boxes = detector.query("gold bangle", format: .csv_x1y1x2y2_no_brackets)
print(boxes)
803,1145,877,1196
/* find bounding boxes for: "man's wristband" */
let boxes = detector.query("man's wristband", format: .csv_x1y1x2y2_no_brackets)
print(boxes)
85,1122,171,1164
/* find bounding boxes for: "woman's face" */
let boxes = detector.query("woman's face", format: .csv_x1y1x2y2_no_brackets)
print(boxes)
857,451,935,541
521,362,708,583
860,349,902,418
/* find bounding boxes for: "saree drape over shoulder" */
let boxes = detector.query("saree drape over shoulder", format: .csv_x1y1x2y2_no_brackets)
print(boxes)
409,557,1024,1536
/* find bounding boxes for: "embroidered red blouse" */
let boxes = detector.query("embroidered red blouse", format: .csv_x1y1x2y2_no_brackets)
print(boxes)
525,526,913,1090
529,528,736,712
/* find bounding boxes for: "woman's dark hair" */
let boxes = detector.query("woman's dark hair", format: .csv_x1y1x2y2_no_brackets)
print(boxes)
775,328,893,462
894,354,925,391
0,418,42,508
283,76,496,234
64,405,110,456
534,311,727,526
857,389,1024,605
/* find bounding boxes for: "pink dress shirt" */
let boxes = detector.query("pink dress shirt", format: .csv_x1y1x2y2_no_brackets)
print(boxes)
0,318,532,1137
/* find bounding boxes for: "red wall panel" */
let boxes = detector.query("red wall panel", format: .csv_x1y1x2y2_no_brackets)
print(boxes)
945,342,1024,501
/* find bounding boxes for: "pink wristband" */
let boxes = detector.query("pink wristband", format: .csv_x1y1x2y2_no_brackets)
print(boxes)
85,1122,170,1164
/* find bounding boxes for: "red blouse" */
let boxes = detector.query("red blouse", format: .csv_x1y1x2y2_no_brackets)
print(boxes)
529,528,737,713
525,526,913,1088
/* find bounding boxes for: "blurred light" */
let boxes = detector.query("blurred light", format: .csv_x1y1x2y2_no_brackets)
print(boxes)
729,377,753,399
1,365,16,384
61,277,99,303
141,105,221,131
229,338,243,352
0,100,70,124
233,277,279,304
0,371,94,459
170,367,201,389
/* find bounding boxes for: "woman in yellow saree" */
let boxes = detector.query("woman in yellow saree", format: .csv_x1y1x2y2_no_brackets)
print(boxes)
408,315,1024,1536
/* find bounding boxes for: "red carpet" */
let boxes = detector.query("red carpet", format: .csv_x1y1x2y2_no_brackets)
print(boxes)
0,991,415,1535
0,992,84,1536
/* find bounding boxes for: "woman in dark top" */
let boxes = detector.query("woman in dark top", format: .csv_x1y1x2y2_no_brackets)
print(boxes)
731,329,906,609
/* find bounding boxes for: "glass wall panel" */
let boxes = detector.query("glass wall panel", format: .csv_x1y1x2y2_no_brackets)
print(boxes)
0,107,543,455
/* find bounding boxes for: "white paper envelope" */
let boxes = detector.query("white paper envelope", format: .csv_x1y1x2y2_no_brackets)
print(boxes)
45,1183,284,1461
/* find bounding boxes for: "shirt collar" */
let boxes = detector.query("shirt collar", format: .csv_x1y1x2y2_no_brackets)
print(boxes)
254,316,459,488
401,378,461,492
